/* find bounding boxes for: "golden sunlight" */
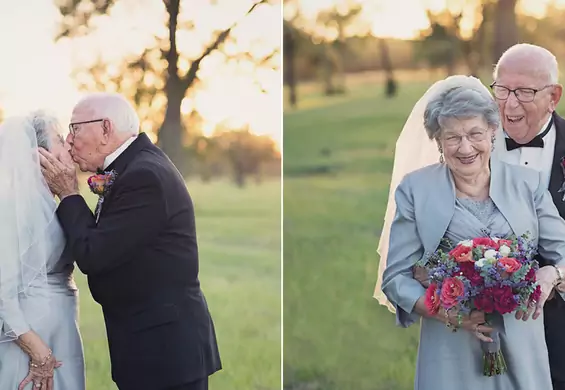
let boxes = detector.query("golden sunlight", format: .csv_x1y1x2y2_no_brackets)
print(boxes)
292,0,565,40
0,0,281,148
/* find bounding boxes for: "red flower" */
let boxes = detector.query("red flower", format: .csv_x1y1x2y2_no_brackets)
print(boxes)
441,277,465,308
497,239,513,248
530,285,542,303
473,237,499,249
449,245,473,263
493,285,518,314
498,257,522,274
525,268,536,282
424,283,441,315
458,262,483,287
474,289,495,313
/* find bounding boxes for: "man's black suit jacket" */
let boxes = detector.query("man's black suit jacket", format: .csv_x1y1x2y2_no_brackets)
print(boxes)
532,112,565,384
57,133,221,390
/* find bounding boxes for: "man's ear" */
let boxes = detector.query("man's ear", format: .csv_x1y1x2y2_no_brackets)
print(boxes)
101,119,113,144
550,84,563,112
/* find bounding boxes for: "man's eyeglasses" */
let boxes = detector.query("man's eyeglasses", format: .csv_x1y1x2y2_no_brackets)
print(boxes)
68,119,104,136
490,82,553,103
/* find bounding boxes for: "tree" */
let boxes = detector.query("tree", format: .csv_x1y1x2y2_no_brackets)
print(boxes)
54,0,279,174
315,2,364,95
493,0,518,62
283,20,298,108
213,127,279,187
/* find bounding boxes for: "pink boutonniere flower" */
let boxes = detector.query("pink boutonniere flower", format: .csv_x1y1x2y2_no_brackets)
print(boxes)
87,170,117,196
87,170,117,223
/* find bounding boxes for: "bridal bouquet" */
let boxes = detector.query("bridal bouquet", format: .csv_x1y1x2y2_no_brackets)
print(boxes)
417,233,541,376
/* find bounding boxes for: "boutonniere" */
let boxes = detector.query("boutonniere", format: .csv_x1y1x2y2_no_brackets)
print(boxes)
87,169,118,223
558,157,565,201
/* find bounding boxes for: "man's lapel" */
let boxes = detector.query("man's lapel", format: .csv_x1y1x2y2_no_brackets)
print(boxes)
95,133,153,220
548,113,565,215
104,132,152,174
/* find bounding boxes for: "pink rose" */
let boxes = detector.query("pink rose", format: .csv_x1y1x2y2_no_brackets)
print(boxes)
440,277,465,308
424,283,440,315
473,237,499,250
449,245,473,263
498,257,522,274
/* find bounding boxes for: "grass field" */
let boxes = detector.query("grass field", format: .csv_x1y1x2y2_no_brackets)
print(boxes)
283,75,455,390
283,72,565,390
76,178,281,390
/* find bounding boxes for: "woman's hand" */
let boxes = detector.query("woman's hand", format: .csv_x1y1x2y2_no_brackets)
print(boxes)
442,308,494,343
14,331,62,390
18,351,62,390
412,265,430,288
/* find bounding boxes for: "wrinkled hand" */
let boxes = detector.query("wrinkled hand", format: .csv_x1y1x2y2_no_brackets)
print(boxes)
18,354,63,390
413,265,430,288
444,309,494,343
38,148,78,199
529,266,559,321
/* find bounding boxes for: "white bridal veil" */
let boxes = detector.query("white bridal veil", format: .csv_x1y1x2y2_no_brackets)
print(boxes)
373,75,494,313
0,116,64,341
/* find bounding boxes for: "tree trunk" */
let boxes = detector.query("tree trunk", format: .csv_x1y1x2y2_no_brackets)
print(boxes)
378,39,397,98
283,25,297,108
158,83,186,175
493,0,518,61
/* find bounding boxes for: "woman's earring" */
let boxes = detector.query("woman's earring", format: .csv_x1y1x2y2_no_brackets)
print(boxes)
438,146,444,163
491,135,496,152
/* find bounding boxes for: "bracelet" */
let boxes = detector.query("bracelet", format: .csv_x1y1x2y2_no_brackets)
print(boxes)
30,349,52,368
444,309,457,332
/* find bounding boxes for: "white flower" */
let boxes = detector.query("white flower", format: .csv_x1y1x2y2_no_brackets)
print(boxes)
499,245,511,257
475,258,486,268
460,240,473,247
484,249,497,260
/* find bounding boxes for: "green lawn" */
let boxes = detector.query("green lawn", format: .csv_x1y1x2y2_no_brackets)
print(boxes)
283,77,446,390
76,178,281,390
283,72,565,390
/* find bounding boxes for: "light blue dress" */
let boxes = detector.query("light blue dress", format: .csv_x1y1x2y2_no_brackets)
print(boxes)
0,217,86,390
413,197,552,390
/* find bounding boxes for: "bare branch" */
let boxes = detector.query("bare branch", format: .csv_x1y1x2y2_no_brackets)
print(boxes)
180,0,269,90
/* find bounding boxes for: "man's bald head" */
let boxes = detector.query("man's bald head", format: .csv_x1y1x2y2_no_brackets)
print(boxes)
66,92,140,173
494,43,559,85
75,92,140,136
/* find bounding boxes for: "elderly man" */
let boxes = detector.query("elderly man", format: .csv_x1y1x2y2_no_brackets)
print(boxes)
39,93,221,390
490,43,565,390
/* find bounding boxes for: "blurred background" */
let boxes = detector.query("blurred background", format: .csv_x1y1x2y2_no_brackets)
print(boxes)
283,0,565,389
0,1,281,389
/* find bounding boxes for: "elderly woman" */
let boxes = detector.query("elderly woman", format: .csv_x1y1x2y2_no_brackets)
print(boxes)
380,76,565,390
0,111,85,390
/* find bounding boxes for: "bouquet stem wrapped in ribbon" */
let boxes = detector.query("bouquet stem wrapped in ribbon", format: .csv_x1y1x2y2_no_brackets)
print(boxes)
481,315,506,376
419,234,540,377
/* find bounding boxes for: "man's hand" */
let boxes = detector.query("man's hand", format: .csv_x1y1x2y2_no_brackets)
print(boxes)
413,265,430,288
532,265,560,320
38,148,79,200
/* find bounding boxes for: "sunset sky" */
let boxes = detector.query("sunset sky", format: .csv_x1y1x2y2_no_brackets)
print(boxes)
288,0,565,39
0,0,281,146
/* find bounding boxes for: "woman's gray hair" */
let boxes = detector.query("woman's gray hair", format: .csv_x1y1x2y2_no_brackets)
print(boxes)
423,85,500,140
26,110,64,150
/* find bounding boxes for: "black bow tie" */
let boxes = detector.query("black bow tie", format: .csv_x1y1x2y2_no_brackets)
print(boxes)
96,168,105,174
504,116,554,151
505,136,544,151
